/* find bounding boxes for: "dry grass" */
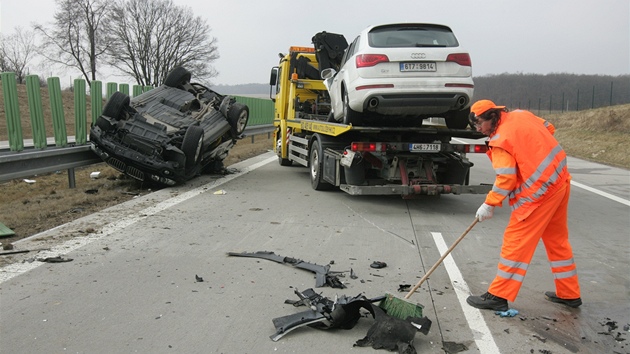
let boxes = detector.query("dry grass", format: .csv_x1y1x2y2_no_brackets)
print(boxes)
547,105,630,169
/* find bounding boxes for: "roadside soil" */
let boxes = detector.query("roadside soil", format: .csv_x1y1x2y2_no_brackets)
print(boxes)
0,134,273,248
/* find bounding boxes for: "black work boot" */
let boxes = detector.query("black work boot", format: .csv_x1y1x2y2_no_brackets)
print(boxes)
466,292,508,311
544,291,582,308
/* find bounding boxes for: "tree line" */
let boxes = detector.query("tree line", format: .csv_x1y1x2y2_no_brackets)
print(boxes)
473,73,630,112
0,0,218,87
212,73,630,113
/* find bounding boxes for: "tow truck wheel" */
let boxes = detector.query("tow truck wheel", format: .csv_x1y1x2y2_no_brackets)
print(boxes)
279,157,292,166
309,140,333,190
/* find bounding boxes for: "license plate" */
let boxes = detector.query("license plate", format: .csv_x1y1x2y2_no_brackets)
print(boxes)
400,62,436,72
410,143,441,152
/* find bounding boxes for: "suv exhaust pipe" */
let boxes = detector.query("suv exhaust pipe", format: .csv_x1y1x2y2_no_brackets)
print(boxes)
457,96,467,108
368,98,379,108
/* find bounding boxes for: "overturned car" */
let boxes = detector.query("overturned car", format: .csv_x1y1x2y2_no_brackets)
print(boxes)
90,67,249,186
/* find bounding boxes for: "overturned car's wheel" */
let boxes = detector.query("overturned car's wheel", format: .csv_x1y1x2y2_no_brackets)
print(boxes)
181,125,204,170
102,91,130,121
228,102,249,135
164,66,192,88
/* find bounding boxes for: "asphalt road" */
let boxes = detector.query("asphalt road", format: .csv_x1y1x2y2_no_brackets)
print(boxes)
1,151,628,354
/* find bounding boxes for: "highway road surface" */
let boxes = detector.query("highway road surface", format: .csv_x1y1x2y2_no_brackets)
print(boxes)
1,151,629,353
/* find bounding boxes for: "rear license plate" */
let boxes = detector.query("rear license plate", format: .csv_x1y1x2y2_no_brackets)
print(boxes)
410,143,441,152
400,62,436,72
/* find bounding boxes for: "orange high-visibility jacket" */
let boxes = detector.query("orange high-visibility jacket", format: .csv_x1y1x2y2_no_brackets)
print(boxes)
484,110,569,221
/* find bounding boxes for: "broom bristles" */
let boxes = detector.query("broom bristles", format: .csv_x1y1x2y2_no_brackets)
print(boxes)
378,292,424,319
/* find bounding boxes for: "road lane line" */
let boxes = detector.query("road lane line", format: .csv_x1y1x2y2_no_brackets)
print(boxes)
431,232,501,354
571,180,630,206
0,155,277,284
453,138,629,206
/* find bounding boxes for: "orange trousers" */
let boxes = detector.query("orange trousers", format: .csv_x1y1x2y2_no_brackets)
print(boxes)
488,179,581,302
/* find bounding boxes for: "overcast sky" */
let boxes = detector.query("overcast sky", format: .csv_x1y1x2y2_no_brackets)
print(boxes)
1,0,629,85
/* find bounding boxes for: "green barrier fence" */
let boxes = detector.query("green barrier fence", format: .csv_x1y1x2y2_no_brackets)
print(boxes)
1,71,274,153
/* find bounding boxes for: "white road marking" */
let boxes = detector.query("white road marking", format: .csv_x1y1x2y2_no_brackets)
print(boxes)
453,137,629,207
571,180,630,206
431,232,501,353
0,156,277,284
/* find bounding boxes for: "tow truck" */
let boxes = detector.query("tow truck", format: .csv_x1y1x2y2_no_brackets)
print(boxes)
269,36,491,198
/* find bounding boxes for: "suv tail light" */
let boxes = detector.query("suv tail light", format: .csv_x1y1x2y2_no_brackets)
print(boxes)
356,54,389,68
446,53,472,66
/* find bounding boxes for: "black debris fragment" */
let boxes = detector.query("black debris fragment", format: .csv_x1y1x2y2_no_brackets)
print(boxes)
532,334,547,343
228,251,345,288
195,275,204,282
398,284,412,292
271,288,379,341
370,261,387,269
38,256,73,263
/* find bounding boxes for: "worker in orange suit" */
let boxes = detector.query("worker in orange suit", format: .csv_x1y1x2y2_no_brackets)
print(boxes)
466,100,582,311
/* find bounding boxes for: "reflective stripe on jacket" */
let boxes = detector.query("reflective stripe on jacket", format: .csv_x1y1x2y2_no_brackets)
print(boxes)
484,110,569,221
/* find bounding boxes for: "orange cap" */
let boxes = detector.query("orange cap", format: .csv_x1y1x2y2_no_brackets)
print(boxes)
471,100,505,117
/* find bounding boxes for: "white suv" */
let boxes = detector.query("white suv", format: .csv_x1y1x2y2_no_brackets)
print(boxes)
321,23,474,129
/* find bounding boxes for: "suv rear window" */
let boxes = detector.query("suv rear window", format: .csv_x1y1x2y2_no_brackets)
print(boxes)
368,24,459,48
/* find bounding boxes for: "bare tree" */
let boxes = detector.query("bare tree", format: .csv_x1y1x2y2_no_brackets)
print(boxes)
0,27,38,83
105,0,219,86
34,0,111,85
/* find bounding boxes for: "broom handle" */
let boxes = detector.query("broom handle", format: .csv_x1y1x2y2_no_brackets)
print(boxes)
404,218,479,299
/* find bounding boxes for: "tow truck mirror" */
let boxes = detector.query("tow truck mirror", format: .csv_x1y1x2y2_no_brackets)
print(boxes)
269,67,278,85
269,67,279,102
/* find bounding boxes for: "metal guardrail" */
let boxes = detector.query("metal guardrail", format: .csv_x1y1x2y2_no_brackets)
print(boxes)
0,124,275,187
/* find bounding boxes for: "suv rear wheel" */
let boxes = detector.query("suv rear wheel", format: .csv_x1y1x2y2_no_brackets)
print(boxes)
343,90,361,125
445,108,471,129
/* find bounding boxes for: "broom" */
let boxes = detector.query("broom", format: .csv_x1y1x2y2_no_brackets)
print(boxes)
379,218,479,319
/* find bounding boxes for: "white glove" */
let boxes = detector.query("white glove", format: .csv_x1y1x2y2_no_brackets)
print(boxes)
476,203,494,222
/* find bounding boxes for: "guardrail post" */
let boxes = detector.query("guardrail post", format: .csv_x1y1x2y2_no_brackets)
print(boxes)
132,85,143,97
91,81,103,128
1,72,24,151
25,75,47,149
47,77,68,147
106,82,118,99
119,83,129,96
74,79,87,145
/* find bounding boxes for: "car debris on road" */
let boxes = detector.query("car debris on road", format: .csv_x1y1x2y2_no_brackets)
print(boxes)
227,250,345,288
271,287,431,354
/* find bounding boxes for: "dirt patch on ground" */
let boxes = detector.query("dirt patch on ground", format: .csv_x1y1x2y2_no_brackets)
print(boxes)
0,134,273,247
